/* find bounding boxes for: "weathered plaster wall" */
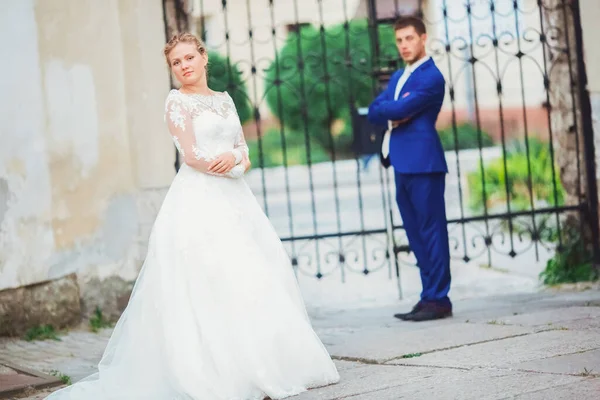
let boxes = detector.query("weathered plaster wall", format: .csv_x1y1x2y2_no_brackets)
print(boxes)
0,0,173,301
1,0,56,291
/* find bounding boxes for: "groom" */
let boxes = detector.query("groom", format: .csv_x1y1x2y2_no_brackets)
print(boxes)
368,17,452,322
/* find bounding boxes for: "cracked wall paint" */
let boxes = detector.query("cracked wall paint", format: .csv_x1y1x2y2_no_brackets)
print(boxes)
0,0,172,293
44,60,99,178
0,0,56,290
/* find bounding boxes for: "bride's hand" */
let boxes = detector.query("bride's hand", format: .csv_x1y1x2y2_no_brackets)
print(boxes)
208,152,236,174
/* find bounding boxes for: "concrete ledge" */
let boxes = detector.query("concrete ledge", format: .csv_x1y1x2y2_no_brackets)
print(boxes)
0,274,81,337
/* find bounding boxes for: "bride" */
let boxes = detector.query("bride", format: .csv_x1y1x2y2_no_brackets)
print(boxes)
45,33,339,400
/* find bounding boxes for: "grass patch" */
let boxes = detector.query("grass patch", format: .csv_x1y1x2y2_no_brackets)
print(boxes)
23,325,61,342
576,367,594,377
89,307,112,333
401,353,423,359
50,370,72,385
540,230,599,285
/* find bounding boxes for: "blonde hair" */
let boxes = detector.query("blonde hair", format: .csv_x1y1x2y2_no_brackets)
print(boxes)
164,32,207,67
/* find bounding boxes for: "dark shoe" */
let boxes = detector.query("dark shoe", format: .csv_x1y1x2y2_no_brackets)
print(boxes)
409,303,453,322
393,302,424,320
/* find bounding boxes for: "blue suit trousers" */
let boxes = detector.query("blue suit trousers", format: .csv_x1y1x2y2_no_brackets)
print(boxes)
395,172,451,305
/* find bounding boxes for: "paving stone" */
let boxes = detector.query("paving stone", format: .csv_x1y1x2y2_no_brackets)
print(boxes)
292,362,461,399
0,364,16,374
391,330,600,369
0,361,61,398
512,348,600,376
10,386,64,400
0,372,46,394
0,328,111,379
511,378,600,399
327,322,533,362
552,317,600,332
293,366,585,400
481,306,600,327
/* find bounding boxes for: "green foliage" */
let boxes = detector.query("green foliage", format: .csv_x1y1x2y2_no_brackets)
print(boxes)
264,19,399,156
23,324,60,342
247,128,330,168
540,227,598,285
438,123,494,152
89,307,112,333
50,370,72,385
467,137,565,213
401,353,423,359
208,51,252,124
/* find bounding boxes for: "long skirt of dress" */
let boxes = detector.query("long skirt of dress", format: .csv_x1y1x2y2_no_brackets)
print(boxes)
45,165,340,400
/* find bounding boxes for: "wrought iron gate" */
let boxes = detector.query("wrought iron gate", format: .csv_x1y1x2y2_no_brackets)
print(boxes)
163,0,599,297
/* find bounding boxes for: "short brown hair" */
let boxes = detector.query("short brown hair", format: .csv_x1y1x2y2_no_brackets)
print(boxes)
394,16,426,35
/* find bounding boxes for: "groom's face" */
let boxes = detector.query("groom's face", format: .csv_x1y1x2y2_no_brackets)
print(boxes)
395,26,427,65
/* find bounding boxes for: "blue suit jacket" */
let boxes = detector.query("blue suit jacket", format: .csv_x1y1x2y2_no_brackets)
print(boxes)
368,58,448,174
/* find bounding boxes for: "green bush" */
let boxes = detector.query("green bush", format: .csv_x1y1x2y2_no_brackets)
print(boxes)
540,227,598,285
247,128,330,168
438,123,494,152
467,137,565,213
263,19,399,156
207,51,252,124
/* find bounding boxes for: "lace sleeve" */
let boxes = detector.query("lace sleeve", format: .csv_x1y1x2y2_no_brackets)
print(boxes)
228,95,250,166
165,93,243,178
230,127,250,163
221,127,249,179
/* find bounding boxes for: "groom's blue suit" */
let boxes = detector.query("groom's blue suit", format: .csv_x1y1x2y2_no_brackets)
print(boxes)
368,57,451,306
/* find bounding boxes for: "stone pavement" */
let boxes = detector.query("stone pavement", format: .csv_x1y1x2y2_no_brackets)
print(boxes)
293,288,600,399
1,289,599,399
0,361,60,399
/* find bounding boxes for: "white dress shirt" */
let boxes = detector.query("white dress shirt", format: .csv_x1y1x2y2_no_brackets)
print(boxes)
381,55,431,158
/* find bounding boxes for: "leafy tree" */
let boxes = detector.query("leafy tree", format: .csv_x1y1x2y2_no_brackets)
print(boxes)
207,51,252,124
263,19,399,156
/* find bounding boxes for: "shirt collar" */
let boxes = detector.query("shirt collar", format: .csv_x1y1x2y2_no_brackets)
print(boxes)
406,55,430,74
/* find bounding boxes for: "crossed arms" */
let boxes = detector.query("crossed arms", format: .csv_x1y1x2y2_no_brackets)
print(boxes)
165,97,251,178
367,73,445,127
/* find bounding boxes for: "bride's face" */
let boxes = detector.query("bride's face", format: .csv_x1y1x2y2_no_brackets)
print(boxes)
169,42,208,85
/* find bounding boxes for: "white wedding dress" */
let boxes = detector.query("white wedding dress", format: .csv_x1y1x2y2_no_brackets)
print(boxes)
45,89,339,400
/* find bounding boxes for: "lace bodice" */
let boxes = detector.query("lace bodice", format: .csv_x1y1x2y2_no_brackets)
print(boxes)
164,89,249,178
